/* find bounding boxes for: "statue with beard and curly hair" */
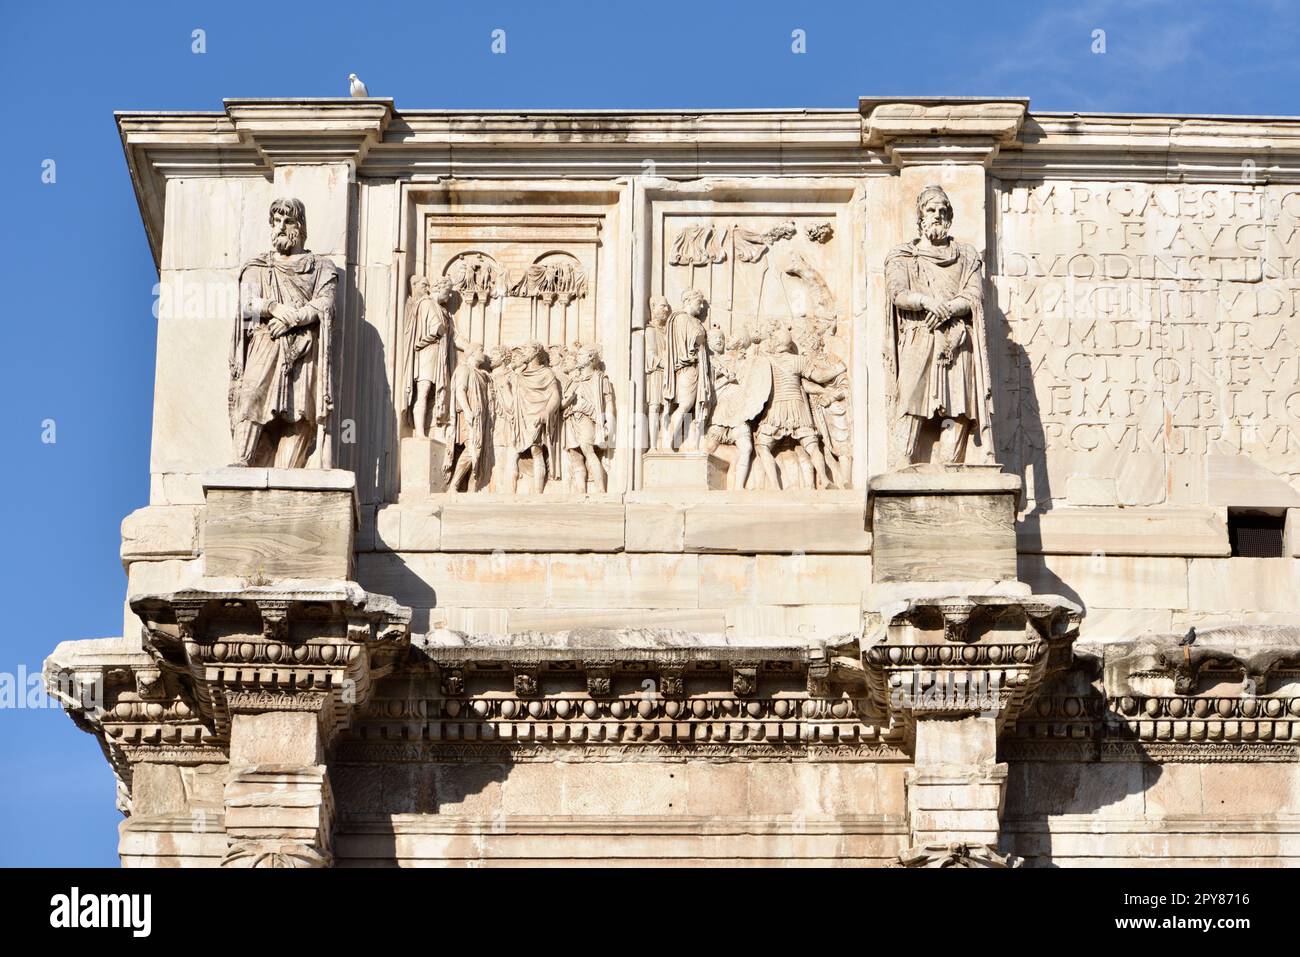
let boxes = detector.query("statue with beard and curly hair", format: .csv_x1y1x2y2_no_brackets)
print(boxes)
884,185,994,465
229,197,337,468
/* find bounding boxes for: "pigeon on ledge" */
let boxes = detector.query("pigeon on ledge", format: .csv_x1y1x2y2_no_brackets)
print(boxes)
348,73,369,98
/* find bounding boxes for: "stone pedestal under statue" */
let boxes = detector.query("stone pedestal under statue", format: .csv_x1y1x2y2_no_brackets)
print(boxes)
863,463,1080,866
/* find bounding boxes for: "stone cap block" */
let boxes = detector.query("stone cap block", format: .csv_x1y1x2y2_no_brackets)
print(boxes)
860,97,1028,147
201,468,357,493
868,464,1022,497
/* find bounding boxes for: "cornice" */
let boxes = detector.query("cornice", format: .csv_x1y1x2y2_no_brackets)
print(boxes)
116,97,1300,269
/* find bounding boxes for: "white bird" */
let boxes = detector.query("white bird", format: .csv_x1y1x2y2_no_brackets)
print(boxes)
348,73,369,98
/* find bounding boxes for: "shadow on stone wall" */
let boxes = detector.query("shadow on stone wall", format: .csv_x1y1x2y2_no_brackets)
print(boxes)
998,661,1159,867
340,277,400,507
985,272,1053,511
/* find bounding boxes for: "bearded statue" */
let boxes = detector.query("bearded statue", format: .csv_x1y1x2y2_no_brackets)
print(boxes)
883,185,994,465
229,197,337,468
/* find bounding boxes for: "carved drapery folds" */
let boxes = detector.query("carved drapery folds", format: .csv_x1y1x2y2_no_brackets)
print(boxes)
647,213,851,491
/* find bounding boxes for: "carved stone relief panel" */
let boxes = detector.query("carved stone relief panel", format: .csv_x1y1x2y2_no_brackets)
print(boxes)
398,204,623,495
650,203,856,491
992,182,1300,509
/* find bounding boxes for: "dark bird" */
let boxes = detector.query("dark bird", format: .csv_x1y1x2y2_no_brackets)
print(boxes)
1179,626,1196,646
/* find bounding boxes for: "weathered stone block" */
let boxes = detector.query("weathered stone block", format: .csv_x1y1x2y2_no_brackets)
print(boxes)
641,450,727,490
547,553,698,608
683,500,870,553
121,505,201,564
439,497,624,552
625,502,685,552
869,466,1020,583
202,470,356,580
398,436,448,502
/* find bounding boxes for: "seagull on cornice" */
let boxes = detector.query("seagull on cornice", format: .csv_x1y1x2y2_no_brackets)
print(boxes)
348,73,369,98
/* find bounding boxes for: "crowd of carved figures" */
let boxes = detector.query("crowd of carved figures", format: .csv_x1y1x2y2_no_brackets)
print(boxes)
401,272,616,494
399,276,854,494
645,289,853,490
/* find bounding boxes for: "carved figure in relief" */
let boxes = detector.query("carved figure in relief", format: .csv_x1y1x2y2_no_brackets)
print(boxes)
796,324,852,488
702,326,758,490
444,343,493,493
562,345,616,493
661,289,714,450
229,197,337,468
487,345,515,457
884,185,993,464
744,326,845,490
400,275,457,439
644,296,671,451
505,341,564,493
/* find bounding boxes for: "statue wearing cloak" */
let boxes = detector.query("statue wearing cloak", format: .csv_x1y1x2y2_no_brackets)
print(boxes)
444,348,493,491
399,277,456,435
883,187,994,464
229,216,336,468
506,345,564,491
661,291,714,448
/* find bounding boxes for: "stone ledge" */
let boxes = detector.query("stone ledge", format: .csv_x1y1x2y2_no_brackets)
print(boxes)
867,464,1022,498
201,467,357,492
1018,507,1230,557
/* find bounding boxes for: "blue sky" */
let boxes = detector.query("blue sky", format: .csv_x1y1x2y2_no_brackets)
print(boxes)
1,0,1296,866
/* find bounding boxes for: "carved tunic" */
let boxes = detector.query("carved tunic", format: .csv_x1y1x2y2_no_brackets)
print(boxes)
756,354,820,441
413,298,454,389
563,368,614,450
644,324,665,409
448,360,492,477
231,251,336,429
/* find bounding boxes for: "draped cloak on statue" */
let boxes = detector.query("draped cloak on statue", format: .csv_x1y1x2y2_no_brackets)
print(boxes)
661,309,714,425
398,290,455,426
508,363,564,473
883,238,993,453
230,250,336,442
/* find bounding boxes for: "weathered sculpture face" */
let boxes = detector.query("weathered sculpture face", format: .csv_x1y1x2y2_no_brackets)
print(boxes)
577,346,599,370
764,328,794,355
681,290,708,321
706,328,726,355
649,296,671,326
269,199,306,255
520,341,544,367
431,277,454,306
917,187,953,243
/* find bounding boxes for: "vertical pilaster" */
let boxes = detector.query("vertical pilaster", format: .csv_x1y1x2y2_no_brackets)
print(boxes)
225,99,393,471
